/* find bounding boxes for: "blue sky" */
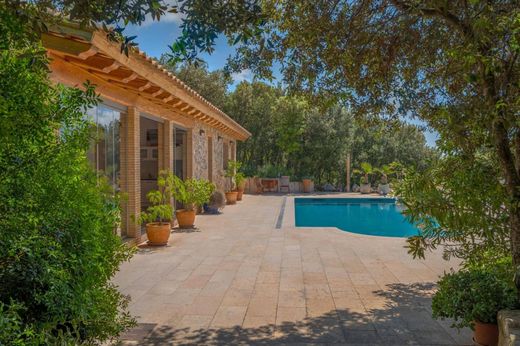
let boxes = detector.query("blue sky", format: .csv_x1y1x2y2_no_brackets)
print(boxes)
126,18,438,147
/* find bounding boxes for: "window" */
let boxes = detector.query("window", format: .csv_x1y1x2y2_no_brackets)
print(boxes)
86,104,122,189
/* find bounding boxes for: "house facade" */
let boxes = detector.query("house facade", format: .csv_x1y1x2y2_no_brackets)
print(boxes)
43,24,250,244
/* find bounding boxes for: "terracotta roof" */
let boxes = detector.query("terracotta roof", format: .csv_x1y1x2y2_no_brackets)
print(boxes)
43,23,251,140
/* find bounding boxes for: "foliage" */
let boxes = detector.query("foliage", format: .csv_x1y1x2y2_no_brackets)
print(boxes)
167,1,520,269
159,58,231,110
224,82,434,185
397,152,510,265
0,9,134,344
354,162,374,185
235,172,246,189
254,164,284,178
432,262,518,329
224,160,242,190
136,171,175,224
5,0,175,55
208,190,226,209
171,174,215,211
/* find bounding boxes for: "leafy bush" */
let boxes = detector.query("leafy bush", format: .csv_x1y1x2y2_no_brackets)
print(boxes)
432,262,517,329
235,172,246,189
136,170,175,224
256,164,288,178
0,10,134,344
170,173,215,211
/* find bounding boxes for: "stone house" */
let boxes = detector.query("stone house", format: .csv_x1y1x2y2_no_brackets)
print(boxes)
42,24,251,244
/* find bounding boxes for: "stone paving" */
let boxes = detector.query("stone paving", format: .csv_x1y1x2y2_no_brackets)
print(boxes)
115,193,473,345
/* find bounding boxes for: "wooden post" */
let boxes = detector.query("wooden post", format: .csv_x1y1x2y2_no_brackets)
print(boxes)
346,153,351,192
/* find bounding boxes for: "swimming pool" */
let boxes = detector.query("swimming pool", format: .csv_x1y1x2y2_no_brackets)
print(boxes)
294,198,420,237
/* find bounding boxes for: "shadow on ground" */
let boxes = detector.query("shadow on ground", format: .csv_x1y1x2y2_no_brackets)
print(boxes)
118,282,472,345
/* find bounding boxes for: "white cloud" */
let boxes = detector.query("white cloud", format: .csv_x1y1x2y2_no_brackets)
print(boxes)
140,10,185,27
231,69,253,83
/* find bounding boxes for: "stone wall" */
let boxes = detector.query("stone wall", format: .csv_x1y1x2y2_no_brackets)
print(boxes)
192,125,208,180
212,132,226,191
190,125,231,192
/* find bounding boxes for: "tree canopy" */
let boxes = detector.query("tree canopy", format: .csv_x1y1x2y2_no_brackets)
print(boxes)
165,1,520,268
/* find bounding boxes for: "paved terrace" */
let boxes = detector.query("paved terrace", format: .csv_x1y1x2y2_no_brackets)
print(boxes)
115,194,472,345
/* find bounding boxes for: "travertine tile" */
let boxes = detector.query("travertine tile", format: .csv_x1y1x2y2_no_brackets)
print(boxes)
114,194,471,345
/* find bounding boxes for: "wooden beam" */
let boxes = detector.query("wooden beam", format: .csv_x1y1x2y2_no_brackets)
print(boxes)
121,72,138,83
77,46,98,60
172,100,185,108
43,34,93,58
162,95,174,103
138,82,152,91
102,61,121,73
49,55,195,128
64,58,127,76
88,30,251,140
151,89,164,97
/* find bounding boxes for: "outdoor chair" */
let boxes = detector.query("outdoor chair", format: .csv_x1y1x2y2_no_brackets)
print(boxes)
254,177,264,194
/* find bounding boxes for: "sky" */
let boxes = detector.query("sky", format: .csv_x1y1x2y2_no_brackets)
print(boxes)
125,18,439,147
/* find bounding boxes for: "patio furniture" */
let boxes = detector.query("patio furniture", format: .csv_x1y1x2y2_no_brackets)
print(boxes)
254,177,264,194
262,178,278,192
280,175,290,193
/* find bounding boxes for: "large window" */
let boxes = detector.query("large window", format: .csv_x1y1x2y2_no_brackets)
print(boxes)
86,104,122,189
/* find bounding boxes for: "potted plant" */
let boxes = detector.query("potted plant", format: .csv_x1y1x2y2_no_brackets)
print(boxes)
354,162,373,194
302,175,313,193
204,190,226,214
432,266,518,346
377,164,392,195
171,175,214,228
224,160,240,204
136,170,174,245
236,172,246,201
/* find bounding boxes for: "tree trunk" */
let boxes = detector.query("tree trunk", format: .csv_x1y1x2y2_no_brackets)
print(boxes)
512,210,520,267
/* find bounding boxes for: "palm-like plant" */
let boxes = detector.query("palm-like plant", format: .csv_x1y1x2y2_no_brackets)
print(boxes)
354,162,374,185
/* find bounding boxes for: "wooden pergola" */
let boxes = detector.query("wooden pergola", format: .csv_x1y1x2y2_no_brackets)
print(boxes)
43,24,250,141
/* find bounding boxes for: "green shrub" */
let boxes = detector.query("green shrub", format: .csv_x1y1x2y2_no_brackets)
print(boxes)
137,170,175,224
432,263,518,329
170,172,215,211
0,9,134,344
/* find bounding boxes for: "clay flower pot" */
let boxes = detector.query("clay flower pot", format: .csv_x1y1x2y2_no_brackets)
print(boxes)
146,222,171,246
473,321,498,346
176,209,196,228
225,191,238,205
302,179,312,193
237,180,246,201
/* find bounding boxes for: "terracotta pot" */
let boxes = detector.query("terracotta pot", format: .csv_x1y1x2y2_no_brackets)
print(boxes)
473,321,498,346
225,191,238,205
302,179,312,193
176,209,196,228
237,189,244,201
145,222,171,246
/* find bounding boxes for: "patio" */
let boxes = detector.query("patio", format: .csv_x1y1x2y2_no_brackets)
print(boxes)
115,194,472,345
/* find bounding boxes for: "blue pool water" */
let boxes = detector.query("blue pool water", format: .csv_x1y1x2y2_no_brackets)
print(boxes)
294,198,420,237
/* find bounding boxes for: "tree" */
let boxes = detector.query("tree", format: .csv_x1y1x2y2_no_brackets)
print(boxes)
159,58,231,110
168,1,520,268
0,1,175,343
